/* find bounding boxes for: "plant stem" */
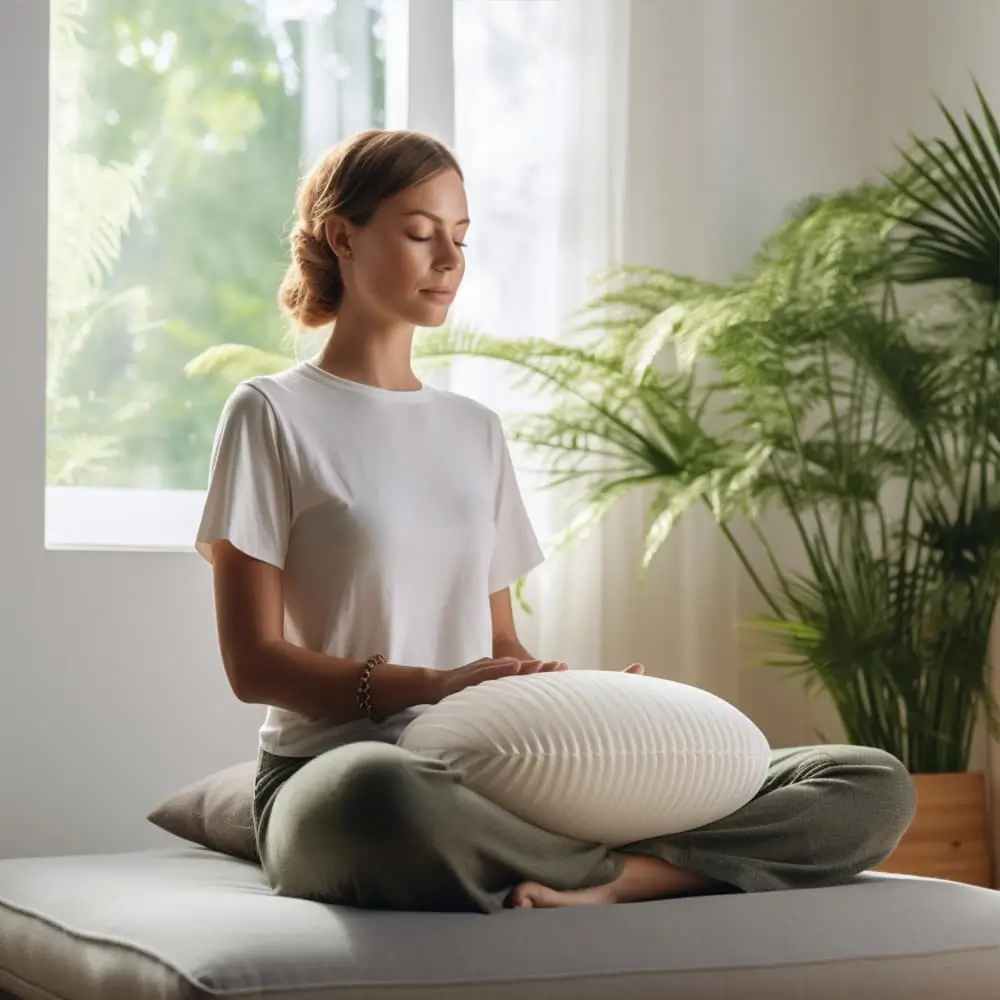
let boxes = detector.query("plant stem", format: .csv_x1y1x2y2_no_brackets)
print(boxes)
774,374,840,578
766,455,824,581
717,521,784,617
749,518,798,607
893,445,920,639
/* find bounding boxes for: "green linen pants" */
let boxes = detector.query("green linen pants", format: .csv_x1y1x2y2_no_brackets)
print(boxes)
253,739,917,914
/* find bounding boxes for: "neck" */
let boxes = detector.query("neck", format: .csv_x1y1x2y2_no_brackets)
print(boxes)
315,301,421,391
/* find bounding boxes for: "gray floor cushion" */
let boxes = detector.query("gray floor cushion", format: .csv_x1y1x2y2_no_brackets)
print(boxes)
1,847,999,1000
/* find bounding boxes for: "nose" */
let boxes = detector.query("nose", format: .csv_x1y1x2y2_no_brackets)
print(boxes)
433,241,462,272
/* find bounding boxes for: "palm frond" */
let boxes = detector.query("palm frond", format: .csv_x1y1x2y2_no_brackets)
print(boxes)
46,433,121,486
48,286,153,400
184,343,295,381
888,83,1000,299
48,154,146,310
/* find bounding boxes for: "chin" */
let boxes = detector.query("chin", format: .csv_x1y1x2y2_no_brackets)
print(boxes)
408,303,451,328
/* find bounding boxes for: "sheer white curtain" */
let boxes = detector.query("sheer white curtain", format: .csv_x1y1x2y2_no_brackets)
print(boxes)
446,0,631,669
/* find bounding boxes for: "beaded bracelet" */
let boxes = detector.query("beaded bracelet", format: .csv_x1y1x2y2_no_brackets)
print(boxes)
358,653,387,723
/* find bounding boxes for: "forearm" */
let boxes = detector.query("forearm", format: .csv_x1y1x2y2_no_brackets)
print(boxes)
237,639,437,724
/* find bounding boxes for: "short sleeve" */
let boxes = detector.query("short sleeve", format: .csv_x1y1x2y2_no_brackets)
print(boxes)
488,416,545,594
195,382,292,569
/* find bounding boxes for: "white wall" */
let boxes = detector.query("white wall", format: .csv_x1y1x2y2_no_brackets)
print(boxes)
3,0,999,860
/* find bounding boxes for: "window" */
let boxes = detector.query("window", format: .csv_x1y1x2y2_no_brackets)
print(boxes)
46,0,421,548
46,0,562,551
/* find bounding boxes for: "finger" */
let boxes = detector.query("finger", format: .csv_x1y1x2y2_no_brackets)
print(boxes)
623,663,645,675
539,661,567,672
476,657,517,668
517,659,544,674
478,658,520,679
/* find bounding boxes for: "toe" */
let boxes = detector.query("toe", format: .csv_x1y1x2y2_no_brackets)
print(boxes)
507,882,538,908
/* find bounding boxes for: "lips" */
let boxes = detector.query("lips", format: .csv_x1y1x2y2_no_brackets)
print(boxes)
420,288,455,301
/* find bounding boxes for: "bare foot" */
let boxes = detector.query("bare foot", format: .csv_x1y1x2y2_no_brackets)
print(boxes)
508,881,615,908
507,854,722,909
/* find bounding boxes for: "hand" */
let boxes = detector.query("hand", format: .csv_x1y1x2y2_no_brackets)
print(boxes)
428,656,556,703
427,658,644,704
510,658,569,675
521,661,643,674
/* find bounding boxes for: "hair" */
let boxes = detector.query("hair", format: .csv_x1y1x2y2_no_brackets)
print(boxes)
278,129,463,330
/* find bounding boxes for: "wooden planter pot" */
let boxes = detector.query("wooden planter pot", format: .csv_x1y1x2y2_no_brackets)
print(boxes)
875,771,992,887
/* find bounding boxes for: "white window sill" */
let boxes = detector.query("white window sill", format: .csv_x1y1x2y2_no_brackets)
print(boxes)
46,481,551,555
45,487,205,552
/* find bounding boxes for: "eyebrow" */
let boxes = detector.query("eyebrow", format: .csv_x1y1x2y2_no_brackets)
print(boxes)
402,209,471,226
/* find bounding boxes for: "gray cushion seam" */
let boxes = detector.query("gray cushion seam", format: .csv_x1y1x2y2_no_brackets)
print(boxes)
0,898,203,995
1,965,78,1000
7,939,1000,999
207,945,1000,995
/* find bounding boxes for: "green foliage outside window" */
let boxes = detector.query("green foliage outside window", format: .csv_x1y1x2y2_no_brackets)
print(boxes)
48,0,384,488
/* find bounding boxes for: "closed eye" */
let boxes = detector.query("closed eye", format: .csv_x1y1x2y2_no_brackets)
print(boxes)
409,235,468,248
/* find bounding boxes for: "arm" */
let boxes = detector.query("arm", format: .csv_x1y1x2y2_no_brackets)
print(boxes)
211,540,435,723
486,413,550,662
489,586,538,662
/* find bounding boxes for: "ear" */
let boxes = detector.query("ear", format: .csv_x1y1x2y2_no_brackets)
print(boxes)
323,216,353,261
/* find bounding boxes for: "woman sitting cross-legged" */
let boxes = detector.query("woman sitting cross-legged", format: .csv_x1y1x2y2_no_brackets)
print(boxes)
195,128,917,914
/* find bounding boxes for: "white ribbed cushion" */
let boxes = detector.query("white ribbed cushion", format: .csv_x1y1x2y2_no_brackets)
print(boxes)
399,671,771,846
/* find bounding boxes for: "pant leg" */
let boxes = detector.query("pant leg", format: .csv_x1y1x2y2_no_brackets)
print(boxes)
253,741,623,913
254,741,917,913
619,744,917,893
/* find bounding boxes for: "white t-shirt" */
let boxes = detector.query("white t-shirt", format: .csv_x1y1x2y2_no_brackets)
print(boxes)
195,359,545,757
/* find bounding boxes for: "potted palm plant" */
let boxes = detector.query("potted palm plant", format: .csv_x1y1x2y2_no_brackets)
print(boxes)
186,87,1000,886
407,86,1000,886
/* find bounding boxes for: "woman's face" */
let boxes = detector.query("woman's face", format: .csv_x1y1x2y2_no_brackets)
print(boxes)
332,168,469,328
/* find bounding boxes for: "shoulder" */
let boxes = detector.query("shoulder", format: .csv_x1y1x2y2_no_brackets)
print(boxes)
220,363,314,421
427,385,503,431
239,363,309,406
218,379,270,416
214,379,280,432
214,372,304,446
426,386,509,457
226,377,272,405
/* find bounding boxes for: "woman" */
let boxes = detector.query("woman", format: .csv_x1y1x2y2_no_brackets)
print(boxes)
196,128,916,913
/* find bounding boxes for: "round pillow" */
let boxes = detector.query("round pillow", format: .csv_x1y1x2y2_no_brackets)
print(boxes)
398,670,771,846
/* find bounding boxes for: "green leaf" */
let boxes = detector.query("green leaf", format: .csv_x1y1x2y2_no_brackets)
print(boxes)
47,433,122,485
888,95,1000,299
184,343,295,381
